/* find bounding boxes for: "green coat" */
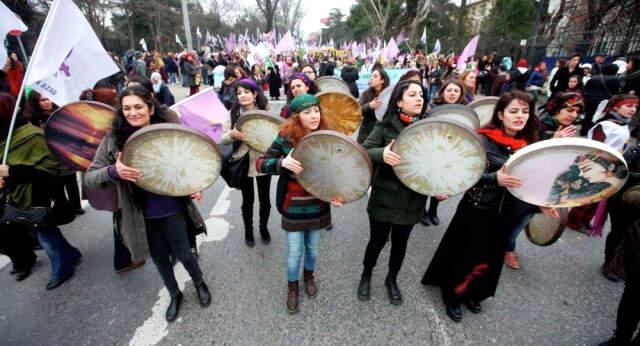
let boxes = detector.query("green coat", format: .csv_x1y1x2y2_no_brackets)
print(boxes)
362,115,427,225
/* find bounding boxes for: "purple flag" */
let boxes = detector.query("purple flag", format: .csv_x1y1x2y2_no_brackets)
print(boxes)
276,31,296,53
171,87,229,144
385,37,400,61
396,31,406,45
457,35,480,73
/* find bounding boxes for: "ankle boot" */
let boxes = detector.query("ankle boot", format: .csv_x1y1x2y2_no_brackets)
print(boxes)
420,208,431,226
165,292,183,322
384,271,402,306
303,269,317,298
243,211,255,247
259,225,271,244
357,271,372,301
287,281,299,314
195,281,211,307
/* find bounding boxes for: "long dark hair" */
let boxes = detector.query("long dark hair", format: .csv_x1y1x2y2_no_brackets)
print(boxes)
22,91,58,127
487,90,539,143
433,79,465,105
229,79,269,127
112,86,169,149
361,67,390,103
286,74,319,102
381,80,427,125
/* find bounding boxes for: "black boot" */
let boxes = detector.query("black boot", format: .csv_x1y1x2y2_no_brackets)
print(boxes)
420,208,431,226
195,281,211,307
243,211,255,247
427,198,440,225
357,271,372,301
259,205,271,244
384,271,402,305
166,292,183,322
445,302,462,322
465,297,482,313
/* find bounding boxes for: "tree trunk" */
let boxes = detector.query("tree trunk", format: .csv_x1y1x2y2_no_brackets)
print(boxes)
456,0,467,51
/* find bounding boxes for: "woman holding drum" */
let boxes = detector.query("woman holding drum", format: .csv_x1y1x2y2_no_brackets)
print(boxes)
357,80,430,306
85,86,211,322
422,91,558,322
256,93,342,314
357,68,390,144
220,78,272,247
420,79,467,227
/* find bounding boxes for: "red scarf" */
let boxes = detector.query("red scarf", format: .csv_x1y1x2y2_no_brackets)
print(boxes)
398,113,420,125
476,127,527,151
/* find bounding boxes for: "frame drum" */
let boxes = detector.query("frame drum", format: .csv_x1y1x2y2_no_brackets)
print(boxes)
392,118,486,196
122,123,222,196
45,101,117,171
315,76,351,95
291,130,372,204
428,104,481,130
374,83,396,121
236,110,282,153
316,91,363,136
525,209,568,246
505,138,629,208
467,96,498,128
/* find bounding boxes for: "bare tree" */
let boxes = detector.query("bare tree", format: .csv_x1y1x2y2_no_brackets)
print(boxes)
255,0,280,33
276,0,303,37
456,0,467,51
405,0,432,43
362,0,394,38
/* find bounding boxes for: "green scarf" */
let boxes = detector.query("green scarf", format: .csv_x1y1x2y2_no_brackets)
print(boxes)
0,124,60,208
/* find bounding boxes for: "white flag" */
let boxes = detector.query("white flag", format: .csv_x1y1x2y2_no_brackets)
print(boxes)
421,27,427,44
434,39,441,55
24,0,119,106
196,26,202,39
175,34,183,46
0,1,28,64
139,38,147,52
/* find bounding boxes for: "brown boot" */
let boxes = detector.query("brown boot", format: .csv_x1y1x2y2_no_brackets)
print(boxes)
287,281,299,314
303,269,318,298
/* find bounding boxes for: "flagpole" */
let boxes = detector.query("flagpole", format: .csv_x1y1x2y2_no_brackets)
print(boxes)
16,36,29,64
2,0,60,164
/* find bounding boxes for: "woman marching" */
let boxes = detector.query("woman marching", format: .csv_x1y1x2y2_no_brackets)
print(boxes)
422,90,558,322
256,93,342,314
356,67,390,144
85,86,211,322
357,80,430,306
220,78,272,247
279,72,319,119
420,79,467,227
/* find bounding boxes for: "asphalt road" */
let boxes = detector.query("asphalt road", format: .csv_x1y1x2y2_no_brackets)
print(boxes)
0,84,624,345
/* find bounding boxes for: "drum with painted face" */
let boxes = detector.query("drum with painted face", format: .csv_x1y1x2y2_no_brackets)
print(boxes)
236,110,282,153
291,130,372,204
391,118,486,196
122,123,222,196
505,138,629,208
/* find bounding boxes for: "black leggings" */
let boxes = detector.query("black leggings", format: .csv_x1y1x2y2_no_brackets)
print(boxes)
362,216,414,274
145,212,203,297
240,175,272,227
616,282,640,343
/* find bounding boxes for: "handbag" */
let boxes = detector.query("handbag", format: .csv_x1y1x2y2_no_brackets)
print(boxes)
0,191,51,229
219,141,249,189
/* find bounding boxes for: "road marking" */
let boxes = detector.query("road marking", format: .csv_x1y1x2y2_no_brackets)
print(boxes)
129,186,232,346
0,256,9,272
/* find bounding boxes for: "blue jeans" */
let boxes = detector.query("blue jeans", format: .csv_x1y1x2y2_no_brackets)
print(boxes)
429,84,439,105
507,213,534,252
169,72,177,84
37,227,81,279
286,230,321,282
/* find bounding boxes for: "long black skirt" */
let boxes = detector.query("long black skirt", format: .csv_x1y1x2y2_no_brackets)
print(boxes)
422,197,519,304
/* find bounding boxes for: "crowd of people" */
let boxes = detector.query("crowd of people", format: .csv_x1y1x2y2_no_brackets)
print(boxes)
1,45,640,345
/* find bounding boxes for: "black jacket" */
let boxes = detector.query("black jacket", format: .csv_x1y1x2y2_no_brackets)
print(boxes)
550,66,583,94
585,74,620,103
154,84,175,106
340,64,360,98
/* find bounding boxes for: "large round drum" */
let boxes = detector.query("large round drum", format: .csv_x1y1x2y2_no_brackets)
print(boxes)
316,91,362,136
236,110,282,153
122,123,222,196
291,130,372,204
375,83,395,121
525,209,568,246
315,76,351,94
468,96,498,127
392,118,486,196
505,138,629,208
45,101,117,171
428,104,481,130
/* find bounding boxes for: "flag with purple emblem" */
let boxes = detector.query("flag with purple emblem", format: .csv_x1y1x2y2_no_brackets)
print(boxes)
170,87,229,144
24,0,119,106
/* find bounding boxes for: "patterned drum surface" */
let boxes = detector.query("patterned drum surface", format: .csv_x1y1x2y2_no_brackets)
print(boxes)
292,130,372,204
236,110,282,153
428,104,481,130
316,91,362,136
506,138,629,208
525,209,568,246
45,101,117,171
315,76,351,94
122,123,222,196
468,97,498,128
392,118,486,196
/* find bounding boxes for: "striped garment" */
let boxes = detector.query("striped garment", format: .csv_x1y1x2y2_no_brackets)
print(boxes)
256,133,331,231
